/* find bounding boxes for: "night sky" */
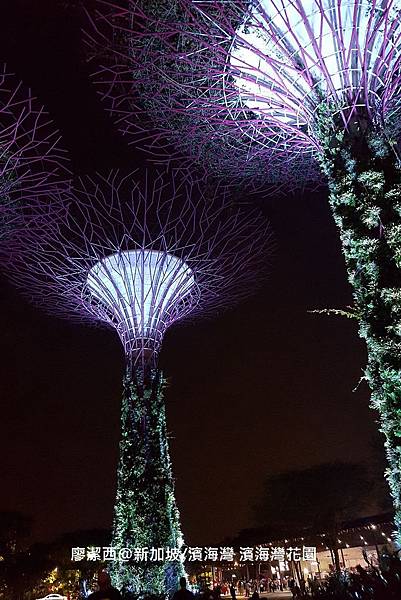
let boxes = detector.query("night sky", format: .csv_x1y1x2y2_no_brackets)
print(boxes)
0,0,387,547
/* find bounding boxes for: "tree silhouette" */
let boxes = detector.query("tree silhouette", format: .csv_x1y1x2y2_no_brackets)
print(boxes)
254,462,373,571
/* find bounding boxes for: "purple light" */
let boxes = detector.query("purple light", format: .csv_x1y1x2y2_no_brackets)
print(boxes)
86,248,197,359
85,0,401,185
0,64,70,216
83,0,401,549
5,169,271,369
228,0,401,127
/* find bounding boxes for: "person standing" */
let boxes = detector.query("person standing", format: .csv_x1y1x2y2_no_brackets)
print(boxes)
87,571,121,600
173,577,195,600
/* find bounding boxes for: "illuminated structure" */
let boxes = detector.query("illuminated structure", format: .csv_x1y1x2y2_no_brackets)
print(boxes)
0,64,69,237
87,1,401,545
5,169,271,595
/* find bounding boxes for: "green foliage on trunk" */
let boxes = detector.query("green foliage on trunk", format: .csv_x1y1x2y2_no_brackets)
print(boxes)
315,106,401,544
111,368,185,597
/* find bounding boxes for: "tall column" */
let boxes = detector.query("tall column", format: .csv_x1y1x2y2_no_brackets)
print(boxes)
317,106,401,544
111,365,185,596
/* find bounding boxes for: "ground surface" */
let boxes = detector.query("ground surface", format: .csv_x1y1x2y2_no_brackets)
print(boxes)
235,594,291,599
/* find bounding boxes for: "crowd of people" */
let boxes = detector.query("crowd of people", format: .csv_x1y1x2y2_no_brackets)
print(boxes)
193,557,401,599
85,558,401,600
195,576,296,600
217,577,290,597
312,561,401,599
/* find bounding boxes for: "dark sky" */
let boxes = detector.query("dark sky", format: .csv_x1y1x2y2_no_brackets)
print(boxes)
0,0,387,547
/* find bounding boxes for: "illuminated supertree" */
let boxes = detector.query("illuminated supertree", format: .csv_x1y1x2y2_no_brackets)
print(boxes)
87,1,401,544
4,169,271,595
0,64,69,237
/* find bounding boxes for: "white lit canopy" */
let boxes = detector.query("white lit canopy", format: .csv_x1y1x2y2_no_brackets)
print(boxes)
229,0,401,126
86,249,197,359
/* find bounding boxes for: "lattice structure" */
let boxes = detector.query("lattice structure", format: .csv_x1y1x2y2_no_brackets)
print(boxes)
86,1,401,185
86,248,196,360
0,64,70,236
4,168,271,595
6,168,270,367
84,0,320,188
86,1,401,548
85,0,400,187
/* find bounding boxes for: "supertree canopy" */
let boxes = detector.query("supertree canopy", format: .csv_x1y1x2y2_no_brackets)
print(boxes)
4,169,271,596
86,0,401,546
0,64,69,237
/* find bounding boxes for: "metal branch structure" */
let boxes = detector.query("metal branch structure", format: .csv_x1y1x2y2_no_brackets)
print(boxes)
85,0,401,185
4,169,271,595
0,64,70,237
87,1,401,547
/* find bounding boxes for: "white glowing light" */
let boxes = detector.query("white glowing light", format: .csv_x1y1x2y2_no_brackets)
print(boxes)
229,0,401,124
86,249,196,354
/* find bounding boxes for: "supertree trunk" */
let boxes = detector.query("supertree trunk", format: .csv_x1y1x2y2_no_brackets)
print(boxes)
317,110,401,544
2,167,270,591
111,366,185,597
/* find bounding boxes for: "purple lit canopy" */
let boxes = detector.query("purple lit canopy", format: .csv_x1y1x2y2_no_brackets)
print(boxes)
86,0,401,185
2,166,272,594
0,64,69,220
6,169,271,368
85,1,401,543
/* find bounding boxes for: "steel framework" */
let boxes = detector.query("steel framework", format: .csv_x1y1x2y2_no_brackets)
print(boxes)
0,64,69,237
4,168,271,594
86,1,401,548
